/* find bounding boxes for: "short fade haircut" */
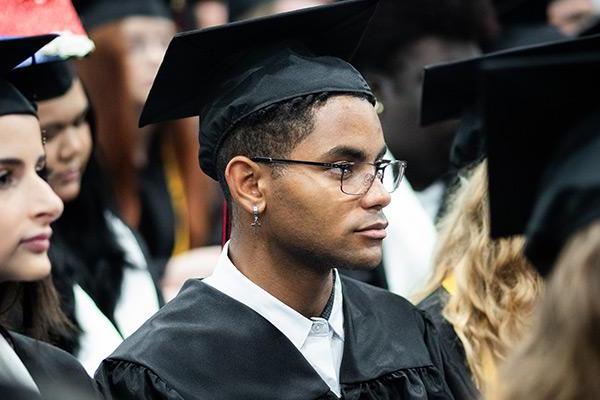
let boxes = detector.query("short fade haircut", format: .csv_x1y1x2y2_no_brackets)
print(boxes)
216,91,374,201
353,0,499,75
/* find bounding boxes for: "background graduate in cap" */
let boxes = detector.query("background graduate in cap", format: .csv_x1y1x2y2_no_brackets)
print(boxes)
73,0,221,281
0,34,97,400
349,0,498,297
95,1,464,399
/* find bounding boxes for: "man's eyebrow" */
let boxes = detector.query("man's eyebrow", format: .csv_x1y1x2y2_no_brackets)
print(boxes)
321,146,367,162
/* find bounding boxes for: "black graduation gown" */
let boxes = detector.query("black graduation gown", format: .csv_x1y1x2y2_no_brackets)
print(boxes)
96,276,460,399
417,288,479,399
3,331,99,400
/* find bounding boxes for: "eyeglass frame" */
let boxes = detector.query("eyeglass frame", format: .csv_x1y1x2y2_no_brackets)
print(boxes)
250,156,407,196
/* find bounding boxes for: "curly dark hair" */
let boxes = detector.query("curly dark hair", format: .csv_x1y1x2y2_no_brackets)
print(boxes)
215,91,374,201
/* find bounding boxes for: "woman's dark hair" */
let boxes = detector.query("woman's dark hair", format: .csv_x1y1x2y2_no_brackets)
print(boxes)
0,277,75,345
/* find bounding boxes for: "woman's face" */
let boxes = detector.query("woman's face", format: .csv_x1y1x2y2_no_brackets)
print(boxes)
38,79,92,202
121,16,175,105
0,114,63,282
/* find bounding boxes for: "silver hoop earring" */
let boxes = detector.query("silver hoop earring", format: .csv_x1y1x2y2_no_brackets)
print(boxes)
251,205,261,227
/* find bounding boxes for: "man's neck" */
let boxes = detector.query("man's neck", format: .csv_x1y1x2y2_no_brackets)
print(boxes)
228,237,334,318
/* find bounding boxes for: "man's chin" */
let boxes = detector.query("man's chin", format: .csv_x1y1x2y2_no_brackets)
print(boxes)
340,249,382,270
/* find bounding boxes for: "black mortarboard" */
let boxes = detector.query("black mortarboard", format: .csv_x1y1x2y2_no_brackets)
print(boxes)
420,33,600,126
73,0,171,30
492,0,550,26
140,0,378,180
577,16,600,37
481,51,600,274
9,60,76,103
0,35,58,117
449,106,485,171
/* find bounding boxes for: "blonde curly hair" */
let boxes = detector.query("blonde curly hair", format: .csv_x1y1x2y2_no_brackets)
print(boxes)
414,160,543,390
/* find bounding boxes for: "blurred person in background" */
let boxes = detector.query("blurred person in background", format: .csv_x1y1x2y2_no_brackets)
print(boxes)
547,0,600,35
354,0,498,220
227,0,331,21
74,0,221,284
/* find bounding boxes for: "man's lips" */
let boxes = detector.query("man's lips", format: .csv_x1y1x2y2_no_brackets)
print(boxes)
20,231,52,253
355,221,388,240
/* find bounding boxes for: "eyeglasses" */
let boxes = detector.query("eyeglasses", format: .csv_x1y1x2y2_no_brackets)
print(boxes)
251,157,406,196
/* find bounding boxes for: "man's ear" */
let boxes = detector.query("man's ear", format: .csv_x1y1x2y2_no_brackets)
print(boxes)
225,156,267,215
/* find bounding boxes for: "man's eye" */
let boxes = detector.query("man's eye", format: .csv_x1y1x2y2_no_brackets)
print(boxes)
330,163,353,179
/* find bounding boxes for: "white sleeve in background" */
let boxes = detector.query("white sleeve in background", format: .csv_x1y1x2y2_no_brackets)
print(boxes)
382,177,437,298
104,211,160,338
73,284,123,376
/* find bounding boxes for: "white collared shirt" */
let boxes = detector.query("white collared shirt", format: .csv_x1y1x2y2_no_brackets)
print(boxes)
203,241,345,397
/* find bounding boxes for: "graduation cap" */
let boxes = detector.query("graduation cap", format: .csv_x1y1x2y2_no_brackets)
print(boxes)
420,33,600,126
9,60,76,103
0,35,59,117
140,0,378,180
481,50,600,274
73,0,171,30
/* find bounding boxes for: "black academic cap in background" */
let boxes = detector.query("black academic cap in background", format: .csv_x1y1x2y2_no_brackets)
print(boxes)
492,0,550,25
525,114,600,275
449,107,485,171
9,60,76,103
577,16,600,37
73,0,171,30
420,33,600,126
481,52,600,274
140,0,377,180
0,34,58,117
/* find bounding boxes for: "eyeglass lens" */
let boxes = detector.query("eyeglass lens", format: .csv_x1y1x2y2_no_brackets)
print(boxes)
341,162,404,195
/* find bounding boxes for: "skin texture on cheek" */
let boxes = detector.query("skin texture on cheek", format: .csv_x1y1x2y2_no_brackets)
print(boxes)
38,80,92,203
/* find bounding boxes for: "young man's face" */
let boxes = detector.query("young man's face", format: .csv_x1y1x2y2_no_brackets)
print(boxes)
263,95,391,270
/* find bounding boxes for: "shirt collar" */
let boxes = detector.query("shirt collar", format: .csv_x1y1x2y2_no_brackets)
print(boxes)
203,241,344,350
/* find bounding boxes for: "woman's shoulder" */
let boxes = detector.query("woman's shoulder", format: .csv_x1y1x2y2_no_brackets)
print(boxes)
9,332,99,399
9,332,88,374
